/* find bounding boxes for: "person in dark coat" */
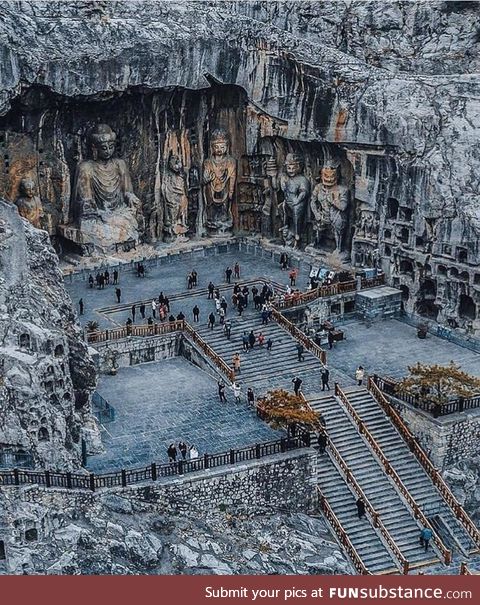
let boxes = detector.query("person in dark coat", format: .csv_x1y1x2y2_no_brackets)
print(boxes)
104,270,110,285
208,312,216,329
292,376,303,396
113,269,119,284
225,267,232,284
356,497,366,519
248,330,256,350
328,330,335,350
115,288,121,303
218,381,227,403
247,387,255,407
167,443,177,463
177,311,185,321
88,275,94,288
317,432,327,454
126,317,132,335
224,320,232,340
192,270,198,286
420,526,433,551
242,332,249,352
79,298,84,315
140,303,146,319
131,304,136,322
193,305,200,322
321,367,330,391
266,338,273,352
296,342,305,361
178,441,188,460
207,281,215,299
234,262,240,279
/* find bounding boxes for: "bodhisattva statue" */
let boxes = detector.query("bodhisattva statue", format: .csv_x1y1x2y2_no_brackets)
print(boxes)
268,153,310,248
202,129,236,234
311,164,349,252
162,152,189,240
15,178,44,229
73,124,141,249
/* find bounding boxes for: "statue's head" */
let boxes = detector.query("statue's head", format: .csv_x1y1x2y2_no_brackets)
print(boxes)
90,123,117,160
168,153,183,174
285,153,304,178
210,129,230,157
320,163,339,187
19,178,36,199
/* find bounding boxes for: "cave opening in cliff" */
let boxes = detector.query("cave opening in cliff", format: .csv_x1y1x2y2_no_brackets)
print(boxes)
459,294,476,320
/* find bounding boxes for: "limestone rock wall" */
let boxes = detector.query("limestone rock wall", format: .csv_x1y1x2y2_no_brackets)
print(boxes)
0,199,100,469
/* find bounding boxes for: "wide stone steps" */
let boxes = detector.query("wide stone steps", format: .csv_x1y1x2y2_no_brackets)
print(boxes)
344,388,476,555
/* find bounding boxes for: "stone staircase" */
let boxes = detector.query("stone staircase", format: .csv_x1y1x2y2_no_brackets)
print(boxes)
343,386,477,557
308,392,442,573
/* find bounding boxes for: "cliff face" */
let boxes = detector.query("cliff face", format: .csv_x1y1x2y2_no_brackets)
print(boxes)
0,199,100,469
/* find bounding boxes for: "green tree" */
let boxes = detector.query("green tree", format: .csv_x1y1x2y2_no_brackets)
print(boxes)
396,362,480,406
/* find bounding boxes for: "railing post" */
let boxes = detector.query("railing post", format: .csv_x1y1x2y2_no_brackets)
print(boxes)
151,463,157,482
14,468,19,486
372,511,379,527
230,449,235,464
459,397,464,412
334,382,339,395
204,453,209,469
89,473,95,492
121,469,127,487
45,470,51,488
403,561,409,575
66,472,72,489
280,438,287,453
105,329,109,341
255,444,261,459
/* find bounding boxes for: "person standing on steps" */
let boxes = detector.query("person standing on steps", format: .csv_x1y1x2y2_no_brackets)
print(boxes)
79,298,84,315
356,497,366,519
88,275,94,288
234,262,240,279
355,365,365,386
225,266,232,284
247,387,255,407
208,281,215,299
193,304,200,322
248,330,256,350
232,352,241,374
292,376,303,396
208,312,216,330
289,268,298,286
224,320,232,340
192,270,198,287
140,303,146,320
266,337,273,352
218,380,227,403
321,366,330,391
242,331,249,353
113,269,119,285
232,381,241,404
328,330,335,350
131,304,136,323
419,526,433,552
317,432,327,454
115,288,121,303
296,342,305,361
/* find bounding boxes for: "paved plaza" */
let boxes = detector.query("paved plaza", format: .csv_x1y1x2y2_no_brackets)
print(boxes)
87,357,282,472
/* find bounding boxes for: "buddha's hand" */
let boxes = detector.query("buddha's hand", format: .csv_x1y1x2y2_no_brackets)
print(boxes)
125,192,141,210
81,198,98,219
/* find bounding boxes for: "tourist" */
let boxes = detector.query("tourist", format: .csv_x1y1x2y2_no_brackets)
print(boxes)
232,292,238,307
208,312,216,330
126,317,132,336
88,275,94,288
242,285,249,306
247,387,255,407
158,292,165,305
193,305,200,322
113,269,119,284
167,443,177,463
214,288,220,300
248,330,255,350
296,342,305,361
321,367,330,391
147,316,153,326
104,269,110,285
266,337,273,352
225,266,232,284
289,268,298,286
261,307,269,325
99,273,105,289
220,296,228,313
280,252,288,270
292,376,303,396
115,287,121,303
257,332,265,347
131,304,136,322
151,299,157,318
140,303,146,320
137,263,145,278
164,296,170,312
232,352,241,374
219,307,226,325
168,314,175,322
234,262,240,279
224,320,232,340
187,273,194,289
356,497,366,519
218,380,227,403
232,381,241,404
328,330,335,350
317,432,327,454
355,365,365,386
207,281,215,299
242,331,249,352
192,270,198,286
177,311,185,321
233,283,241,294
189,444,199,460
237,301,244,316
215,297,221,314
178,441,188,460
79,298,84,315
419,526,433,552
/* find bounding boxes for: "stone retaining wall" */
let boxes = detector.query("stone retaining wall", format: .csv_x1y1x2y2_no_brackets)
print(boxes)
95,334,179,371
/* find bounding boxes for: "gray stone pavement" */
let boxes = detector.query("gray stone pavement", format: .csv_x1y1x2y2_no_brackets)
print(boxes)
87,357,282,472
326,317,480,381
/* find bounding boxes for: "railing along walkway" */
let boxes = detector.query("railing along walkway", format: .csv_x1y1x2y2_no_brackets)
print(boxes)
271,308,327,365
368,377,480,553
0,434,309,492
334,383,452,565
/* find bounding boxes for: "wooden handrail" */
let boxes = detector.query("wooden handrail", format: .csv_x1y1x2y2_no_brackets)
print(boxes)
316,487,371,575
459,562,472,575
368,377,480,551
271,308,327,365
335,383,452,565
182,321,235,382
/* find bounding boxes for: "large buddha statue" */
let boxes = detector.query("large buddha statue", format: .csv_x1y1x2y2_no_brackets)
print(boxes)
73,123,141,249
15,178,44,229
162,152,189,240
202,129,236,234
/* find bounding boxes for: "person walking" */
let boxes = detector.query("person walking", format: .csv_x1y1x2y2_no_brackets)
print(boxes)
115,288,121,303
151,299,157,319
292,376,303,396
178,441,188,460
419,526,433,552
321,367,330,391
140,303,146,320
261,307,269,325
207,281,215,299
79,298,84,315
219,307,226,325
99,274,105,289
356,497,366,519
220,297,228,314
247,387,255,407
192,270,198,287
131,304,136,322
242,331,249,353
88,275,94,288
224,320,232,340
327,330,335,350
317,432,327,454
237,301,244,316
280,252,288,270
187,273,194,290
218,380,227,403
193,305,200,322
355,366,365,386
234,262,240,279
232,381,241,404
232,352,241,374
113,269,119,285
104,269,110,285
208,312,216,330
225,266,232,284
257,332,265,347
289,268,298,286
266,337,273,352
248,330,255,350
167,443,177,463
189,444,199,460
296,342,305,362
